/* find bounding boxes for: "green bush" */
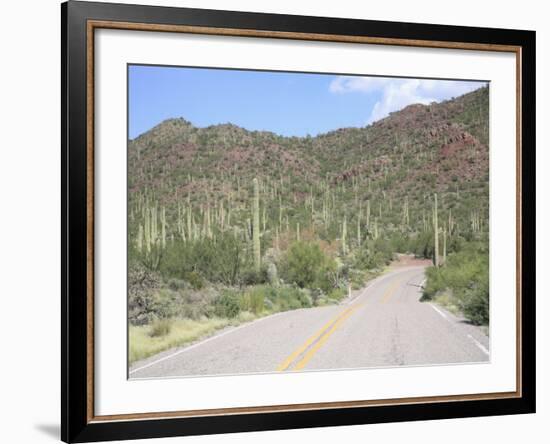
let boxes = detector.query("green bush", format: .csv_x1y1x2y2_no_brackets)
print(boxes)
280,241,337,293
183,271,204,290
422,242,489,325
266,262,279,286
327,287,346,302
461,274,489,325
149,288,181,319
174,288,218,320
158,234,247,286
240,266,268,286
167,278,187,291
128,264,161,325
270,286,313,311
214,290,241,318
410,231,434,259
240,287,266,314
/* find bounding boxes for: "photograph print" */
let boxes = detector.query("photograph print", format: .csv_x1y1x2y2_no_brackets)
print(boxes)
127,65,490,379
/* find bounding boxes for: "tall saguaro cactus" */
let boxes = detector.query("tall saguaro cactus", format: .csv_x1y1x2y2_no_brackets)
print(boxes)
357,212,361,247
144,206,151,253
160,206,167,249
137,224,144,252
252,178,261,272
342,216,348,255
443,225,447,265
275,226,280,251
433,193,439,267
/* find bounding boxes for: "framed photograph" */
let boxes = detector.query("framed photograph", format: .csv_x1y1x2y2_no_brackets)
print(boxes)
61,1,535,442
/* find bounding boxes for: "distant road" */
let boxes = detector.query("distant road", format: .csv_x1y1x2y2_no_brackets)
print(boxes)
129,266,489,378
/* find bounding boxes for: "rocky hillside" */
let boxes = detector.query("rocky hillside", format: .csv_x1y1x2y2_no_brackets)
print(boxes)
128,86,488,251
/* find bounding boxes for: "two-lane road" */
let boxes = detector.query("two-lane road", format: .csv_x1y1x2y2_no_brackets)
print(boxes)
130,266,489,378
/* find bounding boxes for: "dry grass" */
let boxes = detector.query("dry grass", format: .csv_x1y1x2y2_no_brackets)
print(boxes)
432,291,462,317
129,312,256,364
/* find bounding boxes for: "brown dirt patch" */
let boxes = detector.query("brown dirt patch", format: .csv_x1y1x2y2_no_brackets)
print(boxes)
390,254,432,268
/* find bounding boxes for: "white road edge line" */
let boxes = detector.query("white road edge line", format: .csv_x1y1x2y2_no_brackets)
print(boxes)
129,311,287,375
467,334,490,356
429,303,449,320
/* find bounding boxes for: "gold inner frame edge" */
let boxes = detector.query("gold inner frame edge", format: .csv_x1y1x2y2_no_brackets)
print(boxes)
85,19,523,423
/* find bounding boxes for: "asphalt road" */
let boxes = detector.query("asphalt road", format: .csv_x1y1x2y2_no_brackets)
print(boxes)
129,265,489,379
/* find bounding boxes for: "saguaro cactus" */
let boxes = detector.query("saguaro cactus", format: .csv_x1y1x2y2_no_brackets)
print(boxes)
137,224,144,252
433,193,439,267
423,209,427,232
357,212,361,247
160,206,167,249
278,195,283,229
150,206,158,248
275,226,280,251
342,216,348,255
186,199,192,240
443,225,447,264
252,178,261,272
144,206,151,253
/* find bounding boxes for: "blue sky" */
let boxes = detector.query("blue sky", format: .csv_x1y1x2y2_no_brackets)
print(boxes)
128,65,487,139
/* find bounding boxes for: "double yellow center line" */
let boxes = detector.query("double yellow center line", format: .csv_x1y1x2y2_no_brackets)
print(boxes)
276,303,363,372
276,277,406,372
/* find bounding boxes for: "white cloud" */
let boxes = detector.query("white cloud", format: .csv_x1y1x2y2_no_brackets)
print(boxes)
329,76,487,124
329,76,391,94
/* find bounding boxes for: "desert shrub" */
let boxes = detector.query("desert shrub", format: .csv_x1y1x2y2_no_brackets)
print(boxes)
461,273,489,325
266,262,279,286
327,287,346,302
130,241,164,272
149,288,181,319
269,286,313,311
128,264,161,325
372,238,395,264
389,233,410,253
349,268,367,289
183,271,204,290
280,241,337,293
353,245,381,270
352,238,394,271
179,288,218,320
409,231,434,259
240,266,268,286
137,286,220,322
240,287,266,314
422,242,489,325
159,234,246,286
167,278,187,291
149,318,172,337
214,290,241,318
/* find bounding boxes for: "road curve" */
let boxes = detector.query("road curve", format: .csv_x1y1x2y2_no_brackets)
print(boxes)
129,266,489,379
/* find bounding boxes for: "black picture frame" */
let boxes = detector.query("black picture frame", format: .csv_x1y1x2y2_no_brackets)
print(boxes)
61,1,536,442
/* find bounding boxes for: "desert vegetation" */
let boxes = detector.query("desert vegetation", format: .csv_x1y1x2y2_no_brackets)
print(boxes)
128,86,490,364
